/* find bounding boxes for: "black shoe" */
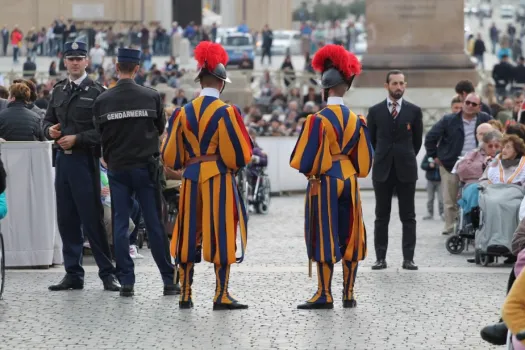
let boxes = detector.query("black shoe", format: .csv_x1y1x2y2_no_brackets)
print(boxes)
213,302,249,311
48,276,84,291
504,256,517,264
467,258,476,264
179,300,194,309
297,301,333,310
402,260,418,270
343,298,357,308
102,275,121,292
480,322,508,346
120,285,134,297
163,284,181,296
371,260,387,270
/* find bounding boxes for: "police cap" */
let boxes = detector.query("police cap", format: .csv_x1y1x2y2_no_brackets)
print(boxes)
117,48,141,64
64,41,88,58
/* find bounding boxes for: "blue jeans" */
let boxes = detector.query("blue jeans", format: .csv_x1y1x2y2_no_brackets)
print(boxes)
108,167,174,285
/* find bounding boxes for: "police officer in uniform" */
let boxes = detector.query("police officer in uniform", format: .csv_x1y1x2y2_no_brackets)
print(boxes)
44,41,120,291
93,48,177,297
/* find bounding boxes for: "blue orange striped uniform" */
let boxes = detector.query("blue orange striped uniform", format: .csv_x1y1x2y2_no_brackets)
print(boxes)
290,104,373,306
162,95,253,305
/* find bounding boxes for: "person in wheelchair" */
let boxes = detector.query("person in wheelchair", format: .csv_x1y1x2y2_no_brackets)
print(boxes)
247,128,269,213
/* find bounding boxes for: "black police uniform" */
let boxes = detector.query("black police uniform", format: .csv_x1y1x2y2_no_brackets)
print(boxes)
93,48,175,296
43,41,119,291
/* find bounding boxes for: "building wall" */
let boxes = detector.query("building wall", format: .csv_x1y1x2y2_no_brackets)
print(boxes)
0,0,162,31
220,0,292,30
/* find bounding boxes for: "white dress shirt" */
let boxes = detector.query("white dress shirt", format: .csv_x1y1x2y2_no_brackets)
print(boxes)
387,96,403,116
199,87,220,98
326,96,345,106
69,72,88,86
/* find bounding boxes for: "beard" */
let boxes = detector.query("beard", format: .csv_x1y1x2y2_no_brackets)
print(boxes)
390,89,404,100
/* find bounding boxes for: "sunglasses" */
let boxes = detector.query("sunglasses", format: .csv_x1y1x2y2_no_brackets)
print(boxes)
465,101,479,107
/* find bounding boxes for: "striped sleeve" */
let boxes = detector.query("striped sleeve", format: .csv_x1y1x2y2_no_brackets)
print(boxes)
161,108,186,170
218,105,253,170
349,115,374,178
289,114,332,176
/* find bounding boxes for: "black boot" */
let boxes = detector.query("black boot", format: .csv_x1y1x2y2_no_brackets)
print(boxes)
342,260,358,308
480,322,508,346
48,276,84,291
179,263,194,309
102,275,120,292
213,264,248,311
297,262,334,310
120,285,134,297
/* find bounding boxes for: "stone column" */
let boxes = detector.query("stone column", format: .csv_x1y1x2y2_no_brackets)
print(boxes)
356,0,478,87
220,0,239,27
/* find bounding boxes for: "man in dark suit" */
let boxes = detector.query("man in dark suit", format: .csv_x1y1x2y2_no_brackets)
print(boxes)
367,70,423,271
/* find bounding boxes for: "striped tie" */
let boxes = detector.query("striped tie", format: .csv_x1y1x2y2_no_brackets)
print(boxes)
390,101,398,118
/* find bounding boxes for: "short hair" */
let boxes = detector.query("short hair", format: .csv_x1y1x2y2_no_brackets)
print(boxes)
487,119,504,132
386,70,404,83
117,62,139,74
12,79,37,102
455,80,475,94
451,95,462,105
9,83,31,102
505,123,525,143
482,130,503,144
0,86,8,99
502,134,525,156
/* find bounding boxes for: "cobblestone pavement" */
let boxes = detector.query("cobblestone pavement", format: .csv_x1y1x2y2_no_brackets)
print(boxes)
0,191,511,349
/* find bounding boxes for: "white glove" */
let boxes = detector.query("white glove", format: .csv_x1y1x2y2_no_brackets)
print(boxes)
252,155,260,163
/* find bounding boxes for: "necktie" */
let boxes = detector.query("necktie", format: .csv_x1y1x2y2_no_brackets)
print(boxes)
390,101,398,118
71,82,77,92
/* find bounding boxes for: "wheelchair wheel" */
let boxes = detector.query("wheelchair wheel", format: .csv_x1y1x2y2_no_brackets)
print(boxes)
256,177,271,215
480,253,491,266
446,235,465,255
0,233,5,299
137,229,144,249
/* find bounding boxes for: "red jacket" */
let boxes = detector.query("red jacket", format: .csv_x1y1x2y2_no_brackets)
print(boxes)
10,30,22,46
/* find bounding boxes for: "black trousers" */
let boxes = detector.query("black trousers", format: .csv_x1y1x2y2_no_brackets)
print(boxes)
373,165,417,261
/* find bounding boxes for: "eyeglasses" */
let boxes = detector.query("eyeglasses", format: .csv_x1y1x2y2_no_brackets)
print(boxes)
465,101,479,107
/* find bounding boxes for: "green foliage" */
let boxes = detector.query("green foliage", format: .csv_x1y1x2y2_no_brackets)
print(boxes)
347,0,365,17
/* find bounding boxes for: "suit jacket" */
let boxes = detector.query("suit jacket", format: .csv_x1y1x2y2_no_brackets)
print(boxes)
367,99,423,183
0,99,7,112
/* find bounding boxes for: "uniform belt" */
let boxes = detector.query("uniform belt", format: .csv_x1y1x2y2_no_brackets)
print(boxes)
185,154,220,167
332,154,349,162
58,148,90,155
308,154,349,196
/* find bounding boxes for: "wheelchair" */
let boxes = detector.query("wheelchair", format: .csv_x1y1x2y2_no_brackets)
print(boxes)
0,232,4,299
236,167,250,215
247,167,271,214
135,180,181,249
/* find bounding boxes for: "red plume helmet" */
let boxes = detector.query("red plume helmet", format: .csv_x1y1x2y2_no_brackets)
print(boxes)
194,41,231,83
312,44,361,80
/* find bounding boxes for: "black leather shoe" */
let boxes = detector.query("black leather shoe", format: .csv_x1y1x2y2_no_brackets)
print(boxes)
120,285,134,297
179,300,194,309
297,301,333,310
466,258,476,263
103,276,120,292
343,299,357,308
402,260,418,270
371,260,387,270
480,322,508,346
48,276,84,291
163,284,181,296
213,302,249,311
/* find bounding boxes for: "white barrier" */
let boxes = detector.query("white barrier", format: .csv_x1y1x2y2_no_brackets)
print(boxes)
256,136,428,192
1,142,62,267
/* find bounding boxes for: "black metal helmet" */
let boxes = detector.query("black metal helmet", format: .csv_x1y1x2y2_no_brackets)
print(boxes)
194,62,231,83
193,41,231,84
312,44,361,90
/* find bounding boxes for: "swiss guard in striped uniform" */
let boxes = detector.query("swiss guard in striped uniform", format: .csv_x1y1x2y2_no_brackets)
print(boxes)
290,45,373,310
162,41,253,310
